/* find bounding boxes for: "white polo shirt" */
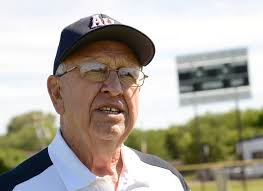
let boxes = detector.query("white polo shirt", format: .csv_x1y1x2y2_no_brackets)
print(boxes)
0,131,188,191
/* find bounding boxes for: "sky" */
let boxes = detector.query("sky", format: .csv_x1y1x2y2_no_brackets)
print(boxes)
1,0,263,134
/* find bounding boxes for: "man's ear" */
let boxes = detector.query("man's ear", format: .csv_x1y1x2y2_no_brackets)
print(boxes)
47,75,64,114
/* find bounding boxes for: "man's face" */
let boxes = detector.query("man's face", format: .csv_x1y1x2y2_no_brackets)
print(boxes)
52,40,141,146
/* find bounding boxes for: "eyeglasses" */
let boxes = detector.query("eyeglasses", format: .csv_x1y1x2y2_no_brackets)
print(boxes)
56,62,148,87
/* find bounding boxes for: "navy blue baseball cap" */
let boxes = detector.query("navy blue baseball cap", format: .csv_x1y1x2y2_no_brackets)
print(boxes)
53,14,155,75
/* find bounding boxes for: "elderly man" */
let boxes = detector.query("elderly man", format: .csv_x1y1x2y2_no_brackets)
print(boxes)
0,14,189,191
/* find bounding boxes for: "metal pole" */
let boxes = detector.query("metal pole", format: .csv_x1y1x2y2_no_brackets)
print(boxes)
193,102,205,191
193,102,202,163
235,87,247,191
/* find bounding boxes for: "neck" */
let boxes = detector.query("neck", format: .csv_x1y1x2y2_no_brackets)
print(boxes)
86,145,123,176
60,129,123,187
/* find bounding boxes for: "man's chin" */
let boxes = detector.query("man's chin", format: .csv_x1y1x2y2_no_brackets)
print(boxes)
92,123,126,141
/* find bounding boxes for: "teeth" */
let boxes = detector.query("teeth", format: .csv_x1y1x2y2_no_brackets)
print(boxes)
99,107,120,113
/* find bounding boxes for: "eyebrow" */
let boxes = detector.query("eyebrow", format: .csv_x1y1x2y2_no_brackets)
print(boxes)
67,55,141,71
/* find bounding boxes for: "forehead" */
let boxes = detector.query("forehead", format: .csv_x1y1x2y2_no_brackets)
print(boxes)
64,40,140,68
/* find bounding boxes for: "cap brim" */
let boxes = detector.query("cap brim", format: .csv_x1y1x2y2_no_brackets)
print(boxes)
59,24,155,66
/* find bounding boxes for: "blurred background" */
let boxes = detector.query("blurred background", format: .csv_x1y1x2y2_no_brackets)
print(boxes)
1,1,263,191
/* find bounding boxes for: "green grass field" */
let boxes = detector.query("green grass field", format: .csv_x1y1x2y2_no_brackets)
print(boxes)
187,178,263,191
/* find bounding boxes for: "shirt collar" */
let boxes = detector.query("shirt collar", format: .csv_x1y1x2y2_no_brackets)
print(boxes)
48,130,96,191
48,130,150,191
121,146,150,187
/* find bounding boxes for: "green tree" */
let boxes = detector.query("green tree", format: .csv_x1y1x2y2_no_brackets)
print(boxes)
165,125,191,160
125,128,144,151
1,111,56,151
144,129,171,160
0,111,57,173
7,111,56,135
126,129,171,160
0,148,27,173
179,109,263,164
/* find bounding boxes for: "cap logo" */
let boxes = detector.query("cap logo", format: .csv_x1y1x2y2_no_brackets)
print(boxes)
90,15,115,29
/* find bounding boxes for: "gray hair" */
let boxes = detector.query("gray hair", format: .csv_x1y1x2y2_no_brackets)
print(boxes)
55,64,66,76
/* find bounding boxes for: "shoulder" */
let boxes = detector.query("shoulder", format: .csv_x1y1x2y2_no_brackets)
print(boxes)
0,148,52,191
131,148,190,191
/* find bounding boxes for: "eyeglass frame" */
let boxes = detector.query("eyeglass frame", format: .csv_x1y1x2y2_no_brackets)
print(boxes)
55,63,149,87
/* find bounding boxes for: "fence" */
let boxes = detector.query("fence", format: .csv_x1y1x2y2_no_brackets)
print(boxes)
174,159,263,191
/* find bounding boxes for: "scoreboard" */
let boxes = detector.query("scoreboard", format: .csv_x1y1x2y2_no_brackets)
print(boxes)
176,48,250,105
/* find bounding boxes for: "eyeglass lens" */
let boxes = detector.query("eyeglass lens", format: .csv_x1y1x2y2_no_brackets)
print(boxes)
78,63,145,86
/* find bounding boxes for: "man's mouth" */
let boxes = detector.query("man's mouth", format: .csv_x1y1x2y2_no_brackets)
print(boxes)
98,107,122,114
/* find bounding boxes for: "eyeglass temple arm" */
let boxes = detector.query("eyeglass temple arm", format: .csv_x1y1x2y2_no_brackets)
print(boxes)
56,66,78,77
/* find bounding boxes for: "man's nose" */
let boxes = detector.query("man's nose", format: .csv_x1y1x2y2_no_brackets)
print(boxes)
101,71,123,96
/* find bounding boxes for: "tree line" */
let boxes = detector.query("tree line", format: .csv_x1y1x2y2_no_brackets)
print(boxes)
126,108,263,163
0,108,263,173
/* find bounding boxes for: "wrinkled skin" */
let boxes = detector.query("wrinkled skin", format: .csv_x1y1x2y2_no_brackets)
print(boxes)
47,40,141,188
